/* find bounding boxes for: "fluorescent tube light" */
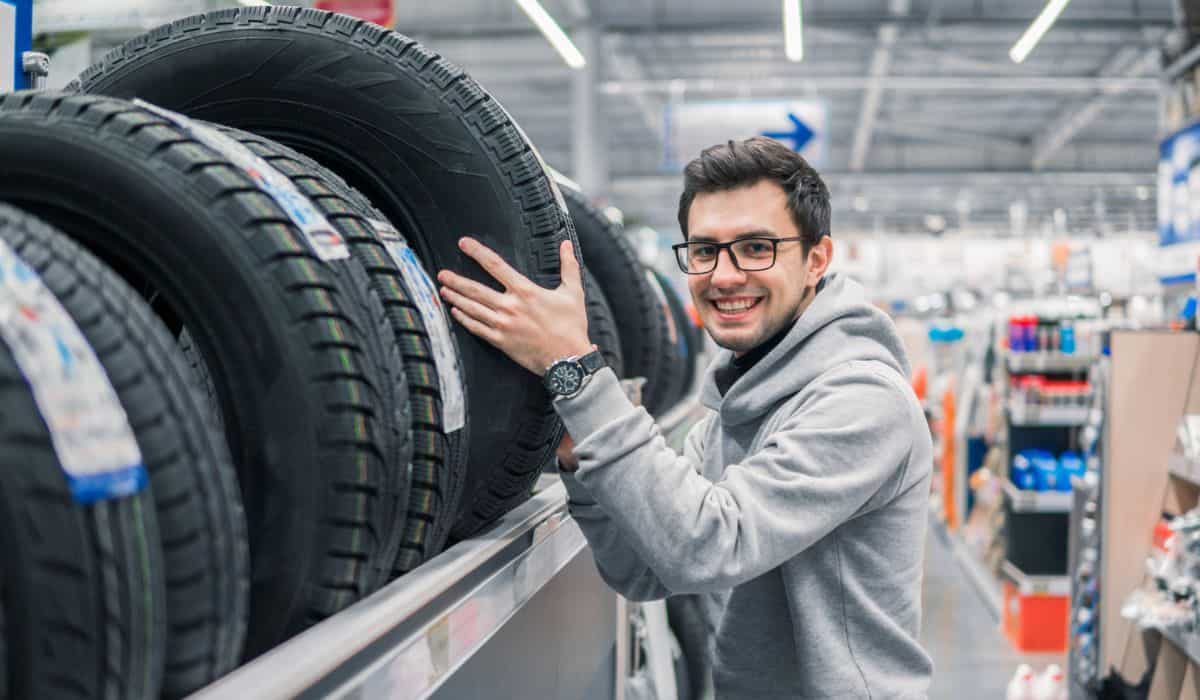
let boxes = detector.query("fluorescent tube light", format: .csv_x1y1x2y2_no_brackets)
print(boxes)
515,0,586,70
1009,0,1071,64
783,0,803,62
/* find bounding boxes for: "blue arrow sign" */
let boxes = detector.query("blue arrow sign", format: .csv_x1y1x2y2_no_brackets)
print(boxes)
762,112,814,152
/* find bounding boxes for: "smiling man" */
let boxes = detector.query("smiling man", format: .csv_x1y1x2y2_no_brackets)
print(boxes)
438,136,933,699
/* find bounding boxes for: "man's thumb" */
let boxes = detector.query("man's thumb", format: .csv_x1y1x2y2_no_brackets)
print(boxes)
559,239,582,289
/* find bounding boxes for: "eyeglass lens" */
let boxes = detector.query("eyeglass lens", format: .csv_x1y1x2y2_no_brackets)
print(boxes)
677,238,777,273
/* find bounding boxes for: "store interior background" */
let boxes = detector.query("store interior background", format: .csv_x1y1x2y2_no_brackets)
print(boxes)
24,1,1200,698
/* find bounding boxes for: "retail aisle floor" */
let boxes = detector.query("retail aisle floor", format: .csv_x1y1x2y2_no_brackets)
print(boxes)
921,527,1065,698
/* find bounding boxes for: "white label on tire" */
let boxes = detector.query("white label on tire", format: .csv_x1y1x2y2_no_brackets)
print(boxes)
133,99,351,262
0,240,146,504
371,220,466,434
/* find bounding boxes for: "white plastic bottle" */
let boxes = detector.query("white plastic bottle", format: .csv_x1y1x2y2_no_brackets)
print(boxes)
1006,664,1036,700
1033,664,1066,700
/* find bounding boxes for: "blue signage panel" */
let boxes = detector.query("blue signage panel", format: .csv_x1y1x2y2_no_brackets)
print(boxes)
1158,120,1200,248
0,0,31,92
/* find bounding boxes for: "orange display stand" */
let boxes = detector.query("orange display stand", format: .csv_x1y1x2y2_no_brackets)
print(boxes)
1001,579,1068,653
940,383,957,530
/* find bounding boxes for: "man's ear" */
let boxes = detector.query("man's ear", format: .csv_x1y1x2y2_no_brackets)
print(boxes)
806,236,833,285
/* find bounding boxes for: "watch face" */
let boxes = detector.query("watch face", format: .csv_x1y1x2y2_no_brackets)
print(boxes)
547,362,583,395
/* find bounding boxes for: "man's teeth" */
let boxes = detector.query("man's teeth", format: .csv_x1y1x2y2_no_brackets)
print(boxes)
714,298,758,312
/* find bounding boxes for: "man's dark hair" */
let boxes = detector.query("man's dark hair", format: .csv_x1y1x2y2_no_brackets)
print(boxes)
677,136,831,252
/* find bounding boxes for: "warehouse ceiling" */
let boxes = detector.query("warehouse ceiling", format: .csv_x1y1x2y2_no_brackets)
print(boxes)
34,0,1176,237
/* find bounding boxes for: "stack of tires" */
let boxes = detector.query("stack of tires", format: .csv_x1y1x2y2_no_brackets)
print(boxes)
0,6,704,697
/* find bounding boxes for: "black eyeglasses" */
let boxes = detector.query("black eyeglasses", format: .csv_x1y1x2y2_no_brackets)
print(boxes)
672,236,804,275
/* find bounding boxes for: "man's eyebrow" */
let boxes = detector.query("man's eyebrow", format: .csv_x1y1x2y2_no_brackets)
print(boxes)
688,230,777,243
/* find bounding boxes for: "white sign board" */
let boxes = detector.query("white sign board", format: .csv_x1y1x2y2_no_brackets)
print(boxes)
0,2,14,94
665,99,828,169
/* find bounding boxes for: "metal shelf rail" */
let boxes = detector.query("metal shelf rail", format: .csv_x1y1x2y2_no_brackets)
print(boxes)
1003,480,1074,513
192,370,709,700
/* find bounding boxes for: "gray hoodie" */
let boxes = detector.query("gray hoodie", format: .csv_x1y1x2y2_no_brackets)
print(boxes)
556,273,934,699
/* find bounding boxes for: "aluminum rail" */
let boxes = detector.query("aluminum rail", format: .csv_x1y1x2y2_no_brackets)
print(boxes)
190,478,582,699
189,376,707,699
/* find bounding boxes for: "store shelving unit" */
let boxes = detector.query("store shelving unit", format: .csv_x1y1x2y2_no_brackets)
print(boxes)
1003,480,1073,513
1007,405,1091,428
1169,453,1200,488
1007,353,1096,375
1087,332,1200,699
1001,560,1070,597
187,370,710,699
1002,350,1096,578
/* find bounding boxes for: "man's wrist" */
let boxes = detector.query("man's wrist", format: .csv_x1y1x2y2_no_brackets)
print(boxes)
540,341,597,373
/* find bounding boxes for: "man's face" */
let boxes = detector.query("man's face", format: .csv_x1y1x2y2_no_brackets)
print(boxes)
685,180,820,355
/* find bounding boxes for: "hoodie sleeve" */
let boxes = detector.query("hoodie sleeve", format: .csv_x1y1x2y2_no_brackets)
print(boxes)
560,411,713,602
556,363,915,595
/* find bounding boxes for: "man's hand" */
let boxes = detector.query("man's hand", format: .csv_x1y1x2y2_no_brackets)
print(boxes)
555,433,580,472
437,237,592,376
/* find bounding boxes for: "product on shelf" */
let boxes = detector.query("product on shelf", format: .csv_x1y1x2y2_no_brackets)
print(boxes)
1006,312,1103,357
1011,449,1087,493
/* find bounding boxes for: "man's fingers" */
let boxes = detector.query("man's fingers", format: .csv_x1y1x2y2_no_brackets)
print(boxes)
438,269,507,309
450,306,504,346
440,285,503,328
459,237,524,290
558,239,582,292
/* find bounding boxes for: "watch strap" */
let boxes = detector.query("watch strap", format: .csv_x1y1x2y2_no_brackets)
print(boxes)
579,348,606,374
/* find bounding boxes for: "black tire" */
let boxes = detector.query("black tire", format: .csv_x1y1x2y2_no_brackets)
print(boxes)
0,217,167,700
654,269,697,403
0,205,250,696
0,92,398,658
667,595,711,700
583,269,626,379
0,593,6,700
554,175,671,412
645,269,689,413
210,125,470,574
73,5,578,538
670,628,693,700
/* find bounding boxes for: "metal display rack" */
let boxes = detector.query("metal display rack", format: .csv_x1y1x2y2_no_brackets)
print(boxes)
1003,480,1073,514
191,375,708,700
1007,352,1095,375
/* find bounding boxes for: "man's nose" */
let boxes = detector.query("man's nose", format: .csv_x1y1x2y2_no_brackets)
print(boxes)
710,248,747,287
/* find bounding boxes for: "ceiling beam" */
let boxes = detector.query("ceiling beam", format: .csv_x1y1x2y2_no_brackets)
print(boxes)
872,120,1026,148
599,75,1160,95
386,18,1171,40
611,172,1154,196
1031,46,1161,170
603,35,664,142
850,24,898,171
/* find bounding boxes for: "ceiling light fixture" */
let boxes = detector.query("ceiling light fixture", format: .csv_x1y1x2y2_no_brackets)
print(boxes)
515,0,586,69
1009,0,1072,64
783,0,804,62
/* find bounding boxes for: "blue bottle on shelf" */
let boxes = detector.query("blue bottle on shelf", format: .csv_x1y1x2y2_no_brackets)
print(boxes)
1060,321,1076,355
1030,450,1059,491
1012,452,1038,490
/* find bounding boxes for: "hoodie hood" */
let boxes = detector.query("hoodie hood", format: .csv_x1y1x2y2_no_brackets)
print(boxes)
699,273,911,426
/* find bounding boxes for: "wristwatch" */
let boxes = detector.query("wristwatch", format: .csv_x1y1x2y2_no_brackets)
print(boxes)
543,349,606,399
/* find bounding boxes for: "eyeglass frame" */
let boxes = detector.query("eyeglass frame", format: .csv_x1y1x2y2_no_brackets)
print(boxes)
671,235,806,275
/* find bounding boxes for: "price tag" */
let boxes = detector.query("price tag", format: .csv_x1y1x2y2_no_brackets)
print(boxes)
133,99,350,262
371,220,466,433
0,239,145,503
